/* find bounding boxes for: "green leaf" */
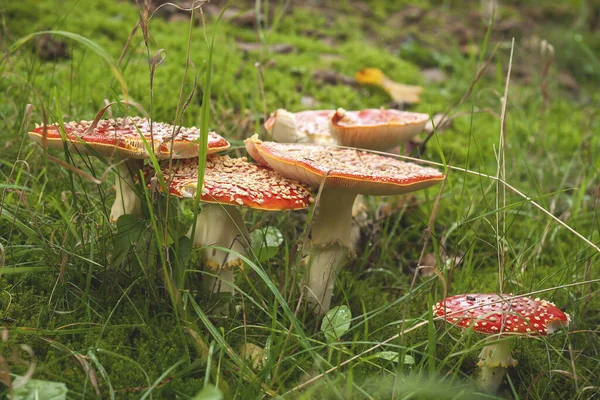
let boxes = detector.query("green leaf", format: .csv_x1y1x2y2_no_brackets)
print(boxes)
12,378,68,400
191,384,223,400
250,226,284,262
321,305,352,343
371,351,415,365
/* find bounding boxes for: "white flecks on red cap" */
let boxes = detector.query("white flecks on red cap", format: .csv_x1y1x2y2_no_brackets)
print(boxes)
329,108,430,150
30,117,230,158
244,135,444,195
332,108,429,128
143,155,314,210
434,293,569,336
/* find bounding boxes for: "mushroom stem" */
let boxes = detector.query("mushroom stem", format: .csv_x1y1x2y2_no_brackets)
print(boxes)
110,159,143,222
350,194,368,252
187,204,250,294
305,189,356,314
205,268,235,295
477,336,517,393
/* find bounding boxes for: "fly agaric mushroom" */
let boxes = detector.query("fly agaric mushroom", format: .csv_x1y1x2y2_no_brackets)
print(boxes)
264,109,336,145
143,154,314,294
329,108,430,151
29,117,230,222
434,293,570,393
245,134,444,314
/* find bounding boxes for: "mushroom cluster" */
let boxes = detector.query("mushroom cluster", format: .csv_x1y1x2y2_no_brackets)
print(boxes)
29,117,315,298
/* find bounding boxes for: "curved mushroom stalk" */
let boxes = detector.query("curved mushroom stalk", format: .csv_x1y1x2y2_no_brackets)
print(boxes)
304,242,355,314
187,204,250,294
305,190,357,315
477,337,517,393
110,159,144,222
351,194,368,252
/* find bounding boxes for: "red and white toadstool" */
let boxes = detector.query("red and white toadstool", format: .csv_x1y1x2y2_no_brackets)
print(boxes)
434,293,570,393
264,109,336,145
29,117,230,222
144,154,314,294
245,134,444,314
329,108,430,151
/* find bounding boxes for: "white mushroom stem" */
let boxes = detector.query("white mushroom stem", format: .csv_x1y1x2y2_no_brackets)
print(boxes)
110,159,143,222
477,337,517,393
305,189,357,314
351,194,368,251
187,204,250,294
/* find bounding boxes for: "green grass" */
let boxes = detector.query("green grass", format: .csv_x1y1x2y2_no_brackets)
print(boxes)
0,0,599,398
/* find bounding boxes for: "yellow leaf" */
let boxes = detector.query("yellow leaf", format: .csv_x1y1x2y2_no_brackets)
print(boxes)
356,67,423,104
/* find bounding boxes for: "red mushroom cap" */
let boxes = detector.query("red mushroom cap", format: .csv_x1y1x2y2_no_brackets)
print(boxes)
330,108,429,151
144,155,314,211
245,134,444,195
29,117,230,159
434,294,570,336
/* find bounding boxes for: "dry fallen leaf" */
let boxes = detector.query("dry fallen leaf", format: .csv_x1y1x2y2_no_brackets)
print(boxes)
418,253,438,277
419,249,463,277
240,343,267,370
356,68,423,104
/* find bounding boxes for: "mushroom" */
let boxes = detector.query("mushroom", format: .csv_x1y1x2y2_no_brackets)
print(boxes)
245,135,444,314
29,117,230,222
329,108,430,151
264,109,336,146
143,154,314,294
434,293,570,393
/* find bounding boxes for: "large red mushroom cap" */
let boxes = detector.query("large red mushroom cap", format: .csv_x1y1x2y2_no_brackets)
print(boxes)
330,108,429,151
29,117,230,159
144,154,315,211
434,294,570,336
244,134,444,195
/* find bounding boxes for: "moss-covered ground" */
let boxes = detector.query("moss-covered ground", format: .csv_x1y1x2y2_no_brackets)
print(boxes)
0,0,599,398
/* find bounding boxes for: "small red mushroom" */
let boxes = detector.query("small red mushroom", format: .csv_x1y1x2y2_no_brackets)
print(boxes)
434,293,570,393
